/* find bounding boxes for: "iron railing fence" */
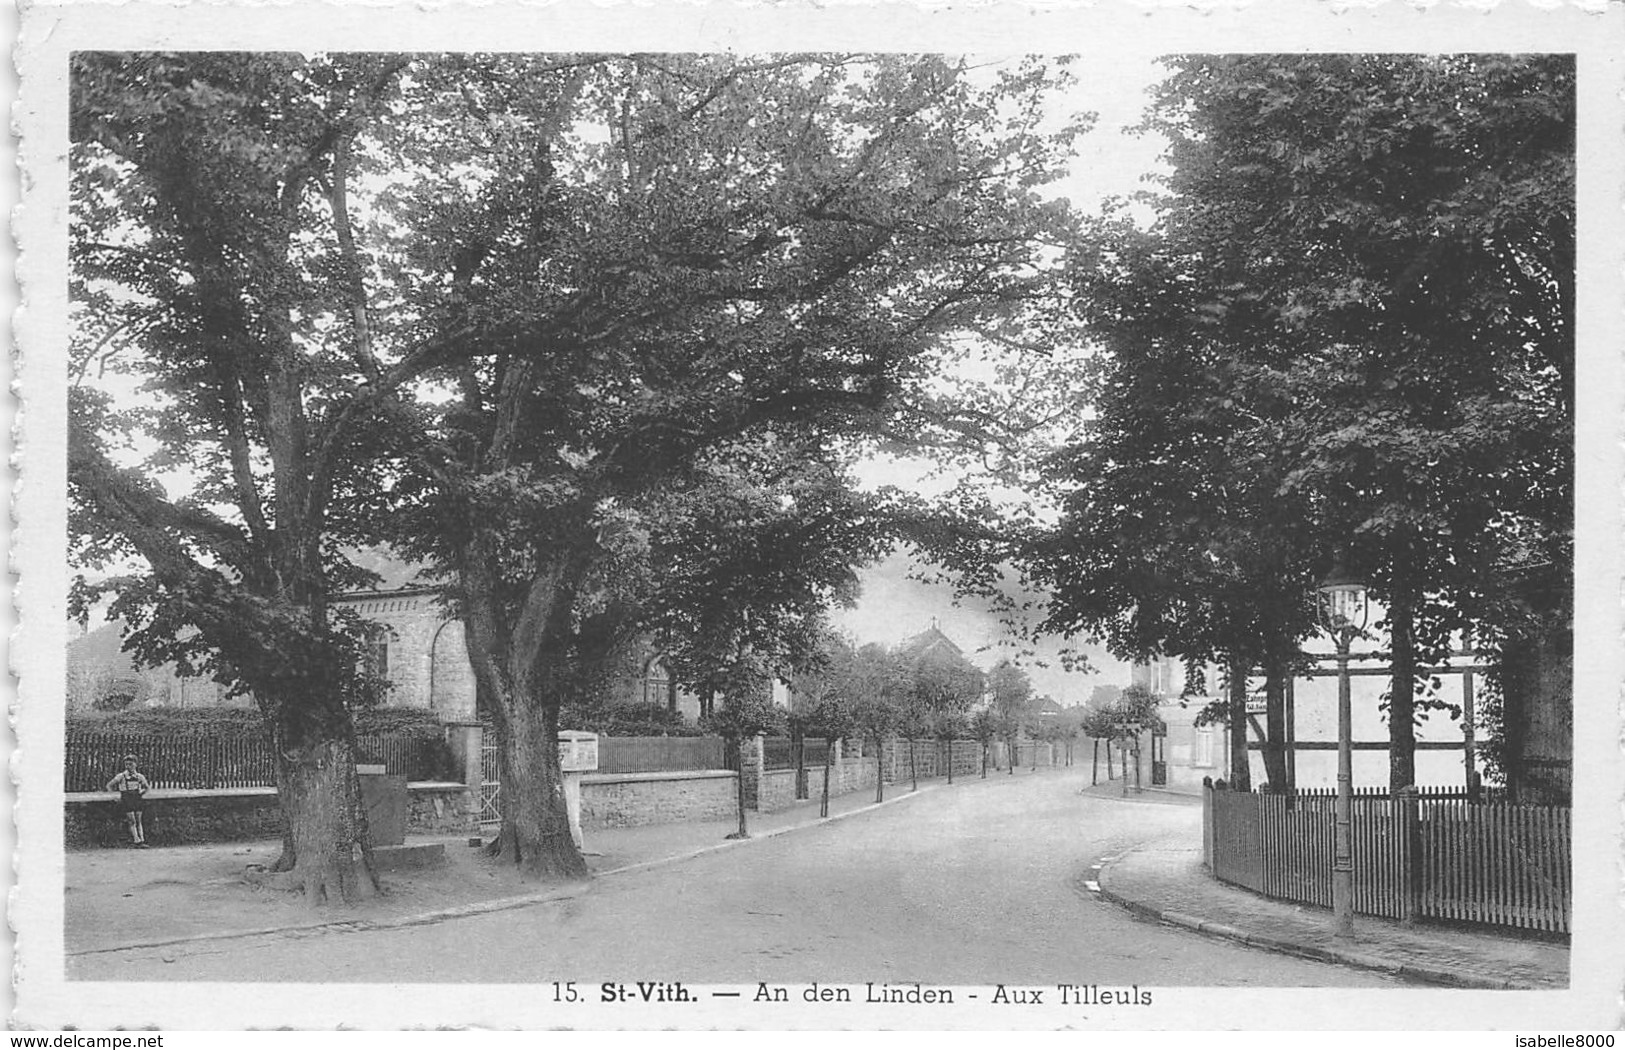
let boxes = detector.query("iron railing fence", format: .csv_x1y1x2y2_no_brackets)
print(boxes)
66,730,447,791
595,735,727,774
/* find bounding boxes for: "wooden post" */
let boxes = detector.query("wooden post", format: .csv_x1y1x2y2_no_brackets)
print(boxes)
1462,668,1481,800
1202,776,1214,869
1285,676,1297,792
1399,784,1421,925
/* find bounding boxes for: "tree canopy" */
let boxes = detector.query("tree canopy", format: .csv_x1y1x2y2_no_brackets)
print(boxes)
69,53,435,900
1040,54,1573,791
70,51,1096,882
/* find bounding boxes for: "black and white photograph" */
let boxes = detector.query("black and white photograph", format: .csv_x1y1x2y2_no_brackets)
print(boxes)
11,0,1624,1032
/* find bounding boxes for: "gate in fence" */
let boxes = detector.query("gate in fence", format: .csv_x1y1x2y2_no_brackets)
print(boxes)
479,741,502,827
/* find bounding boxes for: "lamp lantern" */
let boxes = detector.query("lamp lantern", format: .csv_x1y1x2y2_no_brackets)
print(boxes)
1317,564,1369,637
1318,559,1368,940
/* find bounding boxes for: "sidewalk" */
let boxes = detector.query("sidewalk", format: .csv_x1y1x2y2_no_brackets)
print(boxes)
1078,783,1570,990
66,766,1011,957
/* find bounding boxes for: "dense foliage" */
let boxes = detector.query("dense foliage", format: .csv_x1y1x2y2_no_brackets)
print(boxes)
70,51,1093,882
1041,54,1573,792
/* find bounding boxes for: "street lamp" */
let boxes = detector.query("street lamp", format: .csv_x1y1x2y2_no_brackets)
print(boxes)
1317,563,1368,940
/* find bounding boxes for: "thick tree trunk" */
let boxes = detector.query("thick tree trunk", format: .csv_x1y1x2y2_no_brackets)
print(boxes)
1387,589,1423,922
272,715,379,907
1227,660,1251,792
460,542,591,882
1388,593,1418,793
267,753,299,873
1262,655,1290,791
489,697,589,880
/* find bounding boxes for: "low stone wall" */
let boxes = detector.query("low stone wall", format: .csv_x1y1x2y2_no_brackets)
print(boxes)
407,782,481,834
889,739,985,781
756,768,799,813
67,783,479,848
66,788,283,849
579,770,737,829
837,751,881,796
765,740,1001,810
72,738,1057,848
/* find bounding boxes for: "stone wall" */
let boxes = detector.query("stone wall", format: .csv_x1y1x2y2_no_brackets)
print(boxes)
837,747,883,796
67,730,1050,850
341,591,476,722
756,769,799,813
888,739,984,781
66,784,481,847
407,783,481,834
66,789,283,848
760,738,1003,810
579,771,738,829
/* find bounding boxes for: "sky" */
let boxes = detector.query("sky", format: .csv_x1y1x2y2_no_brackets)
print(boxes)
831,549,1133,708
829,54,1170,702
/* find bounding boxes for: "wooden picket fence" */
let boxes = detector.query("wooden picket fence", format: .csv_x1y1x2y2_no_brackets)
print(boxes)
66,731,447,791
1204,782,1570,936
1419,797,1571,934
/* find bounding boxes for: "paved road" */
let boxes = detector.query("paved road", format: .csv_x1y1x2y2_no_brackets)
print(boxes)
72,770,1397,986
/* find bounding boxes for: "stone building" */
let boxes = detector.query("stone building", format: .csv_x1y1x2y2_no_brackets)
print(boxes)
328,553,695,724
69,550,781,727
347,585,478,722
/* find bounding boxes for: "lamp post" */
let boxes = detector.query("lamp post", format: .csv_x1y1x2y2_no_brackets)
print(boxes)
1317,564,1368,939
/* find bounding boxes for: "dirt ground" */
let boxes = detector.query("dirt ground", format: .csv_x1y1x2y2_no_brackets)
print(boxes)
65,790,898,956
67,835,559,954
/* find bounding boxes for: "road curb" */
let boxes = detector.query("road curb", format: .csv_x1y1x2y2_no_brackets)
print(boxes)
1077,785,1202,806
1092,851,1519,990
